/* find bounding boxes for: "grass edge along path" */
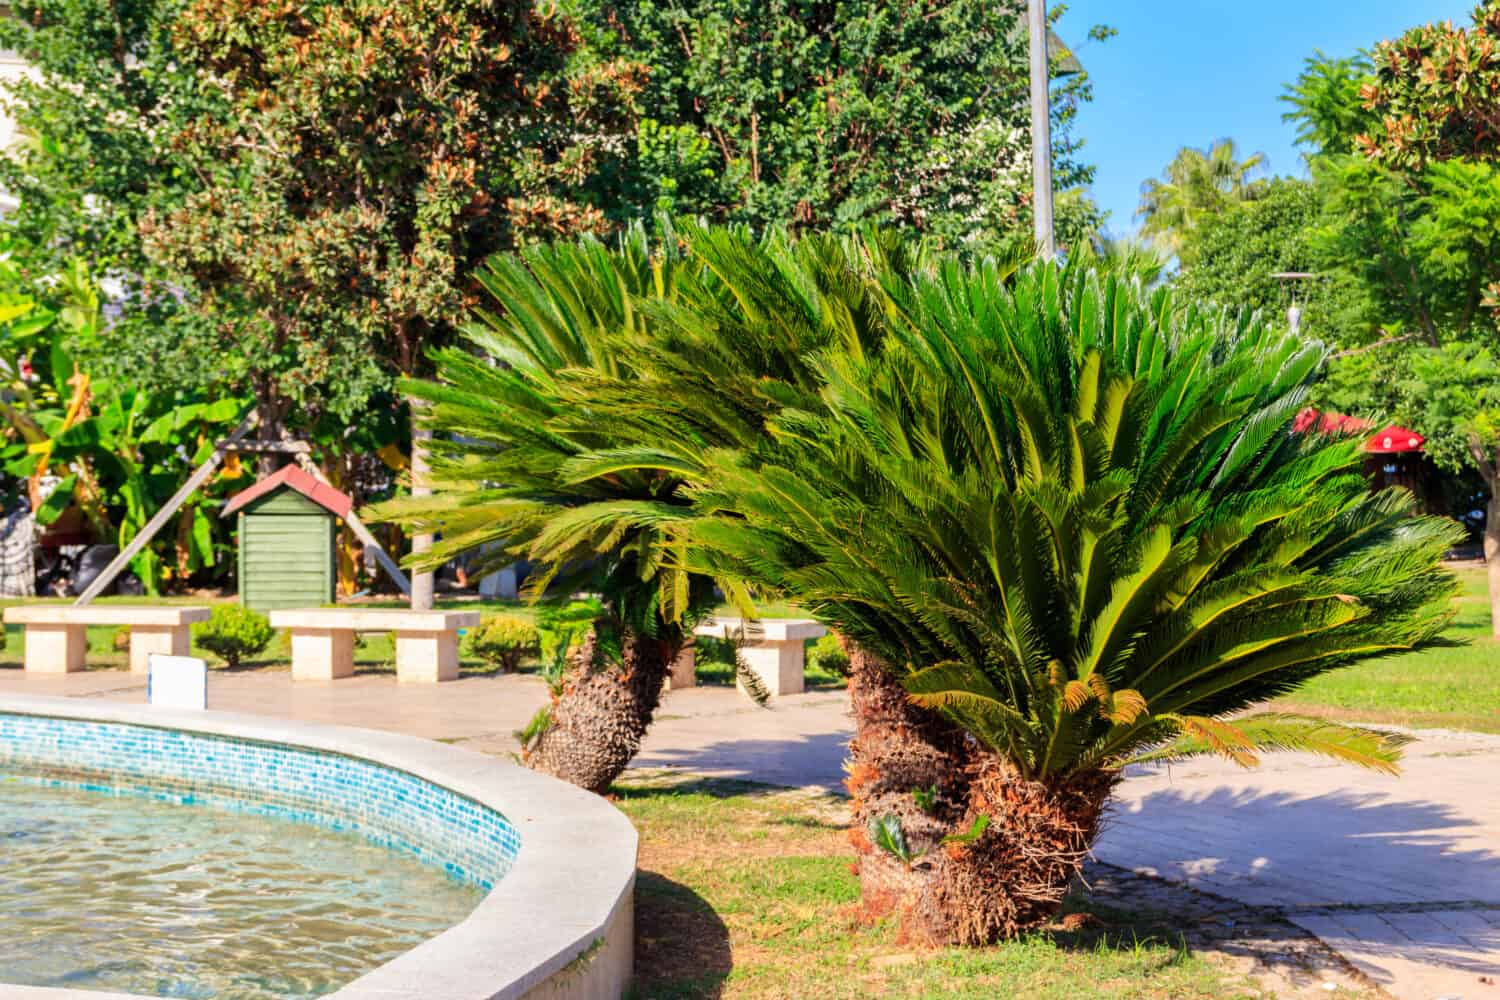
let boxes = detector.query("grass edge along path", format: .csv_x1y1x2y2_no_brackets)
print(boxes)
1273,566,1500,734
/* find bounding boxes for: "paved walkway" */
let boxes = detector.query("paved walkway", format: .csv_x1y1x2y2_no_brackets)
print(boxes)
2,665,1497,1000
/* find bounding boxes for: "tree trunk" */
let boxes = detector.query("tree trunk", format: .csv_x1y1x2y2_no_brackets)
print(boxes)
1486,484,1500,640
845,644,1118,945
409,406,435,610
525,627,680,794
252,378,292,478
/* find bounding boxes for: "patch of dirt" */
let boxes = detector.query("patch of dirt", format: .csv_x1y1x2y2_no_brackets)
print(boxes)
620,769,850,870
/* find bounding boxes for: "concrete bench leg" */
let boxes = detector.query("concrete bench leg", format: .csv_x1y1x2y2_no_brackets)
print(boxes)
23,624,88,674
396,630,459,683
738,639,805,698
290,628,354,681
666,644,696,690
129,625,192,675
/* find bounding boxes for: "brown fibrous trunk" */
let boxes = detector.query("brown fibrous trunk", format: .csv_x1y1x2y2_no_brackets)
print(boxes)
845,643,1119,945
525,627,680,794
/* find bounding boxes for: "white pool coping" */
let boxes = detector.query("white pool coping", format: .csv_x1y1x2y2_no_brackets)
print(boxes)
0,693,637,1000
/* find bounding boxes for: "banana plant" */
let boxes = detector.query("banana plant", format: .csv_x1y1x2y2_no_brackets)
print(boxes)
42,384,248,591
0,253,251,592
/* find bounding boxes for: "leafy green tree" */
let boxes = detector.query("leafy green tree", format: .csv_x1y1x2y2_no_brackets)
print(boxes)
1357,3,1500,167
1172,178,1367,340
1136,139,1266,264
0,0,228,395
0,0,203,273
570,0,1106,249
138,0,643,606
1281,8,1500,633
1279,50,1375,158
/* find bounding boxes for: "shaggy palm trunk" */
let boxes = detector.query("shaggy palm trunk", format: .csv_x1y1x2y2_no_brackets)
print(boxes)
525,628,679,794
846,645,1119,944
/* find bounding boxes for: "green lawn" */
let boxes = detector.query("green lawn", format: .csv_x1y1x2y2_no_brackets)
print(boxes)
1273,565,1500,733
615,773,1266,999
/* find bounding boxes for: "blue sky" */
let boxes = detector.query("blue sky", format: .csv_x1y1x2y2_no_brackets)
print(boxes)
1053,0,1475,236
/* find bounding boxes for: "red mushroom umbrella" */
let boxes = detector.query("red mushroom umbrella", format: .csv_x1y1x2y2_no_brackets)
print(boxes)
1364,425,1425,454
1293,408,1374,436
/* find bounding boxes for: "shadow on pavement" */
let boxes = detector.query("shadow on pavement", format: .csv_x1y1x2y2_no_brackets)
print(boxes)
632,732,850,790
1103,783,1500,985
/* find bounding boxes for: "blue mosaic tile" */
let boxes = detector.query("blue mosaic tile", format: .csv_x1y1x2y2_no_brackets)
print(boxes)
0,712,519,891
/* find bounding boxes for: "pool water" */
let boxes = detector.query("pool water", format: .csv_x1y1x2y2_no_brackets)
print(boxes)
0,773,485,998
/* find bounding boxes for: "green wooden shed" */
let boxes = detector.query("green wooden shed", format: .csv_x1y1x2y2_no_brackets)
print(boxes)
221,465,354,612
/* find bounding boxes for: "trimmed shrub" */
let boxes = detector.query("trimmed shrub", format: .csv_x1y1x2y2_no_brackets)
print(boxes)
463,614,541,673
193,604,275,669
807,632,849,678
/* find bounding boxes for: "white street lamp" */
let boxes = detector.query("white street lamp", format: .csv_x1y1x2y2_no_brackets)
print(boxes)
1028,0,1055,258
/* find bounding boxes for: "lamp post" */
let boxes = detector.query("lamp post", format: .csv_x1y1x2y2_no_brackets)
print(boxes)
1028,0,1055,258
1271,271,1314,335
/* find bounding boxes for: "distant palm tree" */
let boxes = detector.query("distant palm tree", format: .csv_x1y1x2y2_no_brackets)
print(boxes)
1137,139,1267,263
1085,233,1171,286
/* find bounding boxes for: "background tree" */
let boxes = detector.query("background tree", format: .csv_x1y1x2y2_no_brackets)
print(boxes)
140,0,643,606
1356,3,1500,167
570,0,1109,250
1280,50,1374,158
1136,139,1267,264
0,0,225,395
1171,178,1366,340
1279,9,1500,633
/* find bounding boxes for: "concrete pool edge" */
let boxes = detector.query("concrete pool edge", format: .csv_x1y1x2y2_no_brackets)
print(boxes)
0,693,637,1000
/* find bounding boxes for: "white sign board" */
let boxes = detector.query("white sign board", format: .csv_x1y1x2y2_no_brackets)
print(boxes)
148,654,208,710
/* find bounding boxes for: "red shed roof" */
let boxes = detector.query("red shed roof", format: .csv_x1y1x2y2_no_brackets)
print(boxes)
221,464,354,519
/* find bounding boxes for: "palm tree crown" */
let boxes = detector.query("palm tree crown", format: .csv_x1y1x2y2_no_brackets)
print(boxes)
1137,138,1268,262
692,257,1457,780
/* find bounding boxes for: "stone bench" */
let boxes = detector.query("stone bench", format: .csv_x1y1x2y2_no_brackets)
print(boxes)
269,608,481,683
672,617,828,697
4,605,212,675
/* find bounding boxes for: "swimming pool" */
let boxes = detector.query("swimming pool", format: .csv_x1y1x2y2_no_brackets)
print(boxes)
0,776,482,998
0,694,637,1000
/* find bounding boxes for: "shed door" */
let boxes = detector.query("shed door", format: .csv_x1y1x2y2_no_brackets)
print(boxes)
238,491,334,611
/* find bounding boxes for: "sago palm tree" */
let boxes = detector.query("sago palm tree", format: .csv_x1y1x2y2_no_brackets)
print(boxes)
369,222,925,792
368,225,709,792
689,258,1459,944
